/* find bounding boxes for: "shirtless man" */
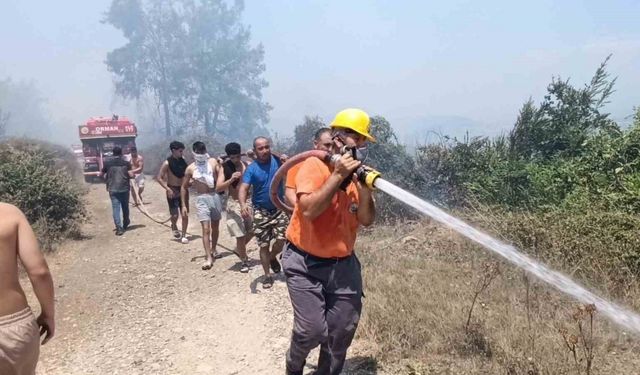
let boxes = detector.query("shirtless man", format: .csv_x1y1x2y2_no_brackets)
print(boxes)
157,141,189,244
215,142,252,273
129,146,145,205
0,203,55,375
181,141,223,270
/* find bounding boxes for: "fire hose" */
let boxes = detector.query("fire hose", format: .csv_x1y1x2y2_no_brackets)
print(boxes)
269,147,381,214
129,179,173,225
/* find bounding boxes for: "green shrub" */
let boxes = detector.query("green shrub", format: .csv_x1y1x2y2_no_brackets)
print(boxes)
467,205,640,282
0,139,86,250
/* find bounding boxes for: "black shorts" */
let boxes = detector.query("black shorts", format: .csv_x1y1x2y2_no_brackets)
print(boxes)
167,186,187,216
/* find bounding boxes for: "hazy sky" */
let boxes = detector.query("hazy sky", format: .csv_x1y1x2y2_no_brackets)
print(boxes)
1,0,639,142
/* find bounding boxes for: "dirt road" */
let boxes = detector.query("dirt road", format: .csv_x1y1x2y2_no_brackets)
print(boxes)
26,180,377,374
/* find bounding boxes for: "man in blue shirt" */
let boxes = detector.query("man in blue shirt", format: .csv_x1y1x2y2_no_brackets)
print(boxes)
239,136,288,289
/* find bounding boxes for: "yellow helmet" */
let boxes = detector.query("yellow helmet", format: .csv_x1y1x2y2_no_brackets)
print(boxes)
330,108,375,142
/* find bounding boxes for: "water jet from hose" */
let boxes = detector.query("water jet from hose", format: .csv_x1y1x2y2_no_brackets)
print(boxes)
270,152,640,335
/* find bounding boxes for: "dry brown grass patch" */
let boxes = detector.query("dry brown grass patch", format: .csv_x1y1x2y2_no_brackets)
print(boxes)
356,221,640,374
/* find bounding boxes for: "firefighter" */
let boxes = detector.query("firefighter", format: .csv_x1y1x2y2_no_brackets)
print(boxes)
282,108,376,375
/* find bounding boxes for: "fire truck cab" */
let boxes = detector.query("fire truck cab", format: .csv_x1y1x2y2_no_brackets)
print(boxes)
79,115,137,182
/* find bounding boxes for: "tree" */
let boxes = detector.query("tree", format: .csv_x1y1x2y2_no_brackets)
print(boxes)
104,0,271,139
509,98,542,158
184,0,271,138
105,0,188,136
0,78,53,141
0,108,8,138
365,116,420,219
288,116,326,154
509,56,618,160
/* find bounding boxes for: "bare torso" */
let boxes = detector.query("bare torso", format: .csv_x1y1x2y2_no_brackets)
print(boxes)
227,161,248,200
164,161,184,188
131,155,143,175
187,159,219,194
0,204,29,316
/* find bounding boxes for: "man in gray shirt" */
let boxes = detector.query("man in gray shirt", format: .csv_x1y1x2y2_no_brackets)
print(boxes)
101,146,133,235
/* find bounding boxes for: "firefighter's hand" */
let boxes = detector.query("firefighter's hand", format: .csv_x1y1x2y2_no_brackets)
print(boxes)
166,188,174,198
333,153,361,179
354,176,374,196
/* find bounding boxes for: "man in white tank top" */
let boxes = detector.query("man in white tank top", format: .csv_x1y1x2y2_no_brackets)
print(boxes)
181,141,223,270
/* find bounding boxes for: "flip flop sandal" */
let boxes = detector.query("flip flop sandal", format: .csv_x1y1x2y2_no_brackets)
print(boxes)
213,251,223,259
172,230,181,239
201,262,213,270
262,276,274,289
240,262,250,273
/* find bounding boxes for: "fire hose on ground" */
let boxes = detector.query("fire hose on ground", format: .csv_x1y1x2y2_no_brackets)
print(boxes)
269,149,640,335
128,178,237,255
129,179,172,225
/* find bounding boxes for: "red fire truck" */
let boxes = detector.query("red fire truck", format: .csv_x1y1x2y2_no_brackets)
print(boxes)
79,115,137,182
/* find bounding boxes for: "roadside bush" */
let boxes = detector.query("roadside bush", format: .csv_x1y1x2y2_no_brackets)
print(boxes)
470,205,640,283
0,139,86,250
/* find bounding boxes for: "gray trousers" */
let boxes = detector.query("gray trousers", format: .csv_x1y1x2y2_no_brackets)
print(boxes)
282,242,363,375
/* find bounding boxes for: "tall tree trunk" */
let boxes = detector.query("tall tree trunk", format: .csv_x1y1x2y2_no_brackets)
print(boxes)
204,111,212,135
210,106,220,135
158,47,171,136
161,94,171,136
0,109,8,138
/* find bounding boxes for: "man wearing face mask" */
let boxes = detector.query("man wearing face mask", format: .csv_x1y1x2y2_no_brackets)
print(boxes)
282,108,376,375
181,142,223,270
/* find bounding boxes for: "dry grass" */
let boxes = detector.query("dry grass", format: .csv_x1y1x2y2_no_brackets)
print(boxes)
356,221,640,374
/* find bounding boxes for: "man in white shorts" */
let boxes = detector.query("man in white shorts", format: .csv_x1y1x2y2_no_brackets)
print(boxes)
129,146,145,205
181,141,223,270
216,142,253,273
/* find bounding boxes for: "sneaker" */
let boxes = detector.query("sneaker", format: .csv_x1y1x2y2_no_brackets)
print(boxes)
270,258,281,274
239,261,250,273
123,219,130,230
181,237,189,244
115,227,124,236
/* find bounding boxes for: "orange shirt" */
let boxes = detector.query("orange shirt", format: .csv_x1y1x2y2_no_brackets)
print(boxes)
286,157,360,258
285,163,302,189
